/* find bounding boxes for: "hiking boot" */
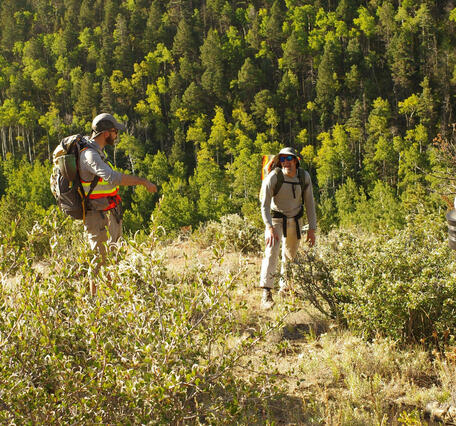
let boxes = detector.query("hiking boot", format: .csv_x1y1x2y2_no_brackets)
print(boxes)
261,289,275,310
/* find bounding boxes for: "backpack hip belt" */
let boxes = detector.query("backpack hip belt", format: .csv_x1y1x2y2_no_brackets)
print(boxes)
271,206,304,239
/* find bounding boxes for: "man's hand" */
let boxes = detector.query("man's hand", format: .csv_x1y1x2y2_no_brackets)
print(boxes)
143,180,157,193
306,229,316,247
120,174,158,193
265,226,279,247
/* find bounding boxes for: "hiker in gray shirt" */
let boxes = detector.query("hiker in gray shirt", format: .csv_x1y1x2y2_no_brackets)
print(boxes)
81,113,157,295
259,147,317,309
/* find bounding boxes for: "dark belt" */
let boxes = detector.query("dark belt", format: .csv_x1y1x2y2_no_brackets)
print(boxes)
271,206,304,239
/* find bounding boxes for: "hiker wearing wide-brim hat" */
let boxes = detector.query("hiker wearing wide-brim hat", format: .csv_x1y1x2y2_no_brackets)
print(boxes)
264,147,303,175
79,113,158,295
259,146,317,309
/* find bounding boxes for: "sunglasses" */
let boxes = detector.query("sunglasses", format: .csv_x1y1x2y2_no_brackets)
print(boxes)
279,155,295,162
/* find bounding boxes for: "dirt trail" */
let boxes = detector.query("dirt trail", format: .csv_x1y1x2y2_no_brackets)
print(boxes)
160,240,336,423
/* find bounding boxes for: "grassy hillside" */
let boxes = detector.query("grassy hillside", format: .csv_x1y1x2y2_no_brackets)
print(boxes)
2,1,456,421
1,211,455,423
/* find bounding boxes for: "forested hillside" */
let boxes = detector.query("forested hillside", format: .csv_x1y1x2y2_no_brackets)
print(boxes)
0,0,455,233
4,2,456,422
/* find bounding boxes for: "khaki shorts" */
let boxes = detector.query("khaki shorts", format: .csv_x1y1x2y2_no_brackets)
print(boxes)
84,208,122,257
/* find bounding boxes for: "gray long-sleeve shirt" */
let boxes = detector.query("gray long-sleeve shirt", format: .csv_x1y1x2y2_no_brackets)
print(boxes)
260,168,317,230
79,139,122,185
79,139,123,210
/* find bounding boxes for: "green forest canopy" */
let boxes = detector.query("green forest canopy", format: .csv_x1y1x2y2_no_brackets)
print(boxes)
0,0,455,233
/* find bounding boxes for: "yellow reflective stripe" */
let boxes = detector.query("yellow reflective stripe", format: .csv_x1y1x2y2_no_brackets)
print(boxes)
89,186,119,195
80,151,119,197
82,180,113,188
82,180,118,196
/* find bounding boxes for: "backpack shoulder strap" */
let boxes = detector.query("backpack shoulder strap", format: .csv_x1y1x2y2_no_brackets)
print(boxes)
87,175,99,194
273,168,309,198
272,168,284,197
297,168,310,201
77,143,100,199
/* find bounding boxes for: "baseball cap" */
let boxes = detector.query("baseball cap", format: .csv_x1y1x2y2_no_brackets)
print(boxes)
91,113,126,137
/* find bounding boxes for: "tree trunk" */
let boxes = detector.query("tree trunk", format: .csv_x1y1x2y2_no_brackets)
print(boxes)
1,127,5,158
32,132,36,161
129,154,135,174
27,130,32,163
18,126,23,153
9,127,14,155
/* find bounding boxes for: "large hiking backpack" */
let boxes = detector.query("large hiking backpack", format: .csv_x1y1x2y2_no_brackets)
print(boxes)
260,154,309,201
50,134,98,220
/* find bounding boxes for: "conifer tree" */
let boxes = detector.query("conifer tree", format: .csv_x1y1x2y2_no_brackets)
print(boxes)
315,35,341,127
364,97,396,186
113,14,134,74
74,73,99,122
236,57,264,103
172,18,198,59
201,29,225,102
190,148,232,221
143,1,166,52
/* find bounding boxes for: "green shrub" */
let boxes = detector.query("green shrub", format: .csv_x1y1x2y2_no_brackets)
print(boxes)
0,230,278,423
3,155,54,208
0,194,57,254
241,198,264,230
317,191,338,233
0,200,87,269
192,213,261,254
152,178,199,235
291,211,456,344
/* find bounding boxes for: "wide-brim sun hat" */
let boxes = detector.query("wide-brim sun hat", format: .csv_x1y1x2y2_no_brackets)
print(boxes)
274,146,301,167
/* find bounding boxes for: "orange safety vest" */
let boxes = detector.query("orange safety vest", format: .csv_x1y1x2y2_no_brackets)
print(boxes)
80,156,121,211
81,177,121,210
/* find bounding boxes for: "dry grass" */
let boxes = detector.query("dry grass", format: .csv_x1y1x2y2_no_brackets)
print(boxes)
157,238,455,424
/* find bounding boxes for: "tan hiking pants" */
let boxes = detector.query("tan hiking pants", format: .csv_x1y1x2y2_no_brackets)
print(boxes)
259,217,302,290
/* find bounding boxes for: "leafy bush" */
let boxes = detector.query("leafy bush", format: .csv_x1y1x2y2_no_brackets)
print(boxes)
0,227,278,423
241,198,264,230
0,205,80,276
2,155,54,208
0,194,53,252
291,211,456,344
0,199,86,271
152,163,200,235
192,214,261,254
